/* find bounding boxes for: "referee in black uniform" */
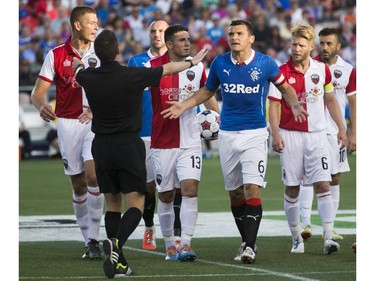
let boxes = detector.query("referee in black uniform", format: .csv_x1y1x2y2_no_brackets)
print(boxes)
74,29,208,279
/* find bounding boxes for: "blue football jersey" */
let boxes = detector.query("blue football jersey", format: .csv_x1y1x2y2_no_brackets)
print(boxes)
205,51,282,131
128,51,154,137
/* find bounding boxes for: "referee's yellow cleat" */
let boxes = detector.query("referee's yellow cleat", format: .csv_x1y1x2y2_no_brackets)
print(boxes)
115,262,133,277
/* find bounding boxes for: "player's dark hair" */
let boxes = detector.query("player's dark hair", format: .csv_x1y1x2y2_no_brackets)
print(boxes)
70,5,96,28
94,30,119,63
318,27,340,39
164,24,189,43
230,20,254,36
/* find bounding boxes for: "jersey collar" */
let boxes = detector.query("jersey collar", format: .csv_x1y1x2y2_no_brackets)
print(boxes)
230,48,255,65
64,36,95,58
147,48,155,59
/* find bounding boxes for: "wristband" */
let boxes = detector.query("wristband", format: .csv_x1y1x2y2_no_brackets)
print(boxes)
184,58,194,68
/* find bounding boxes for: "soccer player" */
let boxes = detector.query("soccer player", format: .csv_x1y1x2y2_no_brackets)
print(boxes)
161,20,307,264
30,5,104,260
127,19,169,251
299,27,356,241
74,29,209,278
147,24,220,261
268,24,347,255
128,20,184,251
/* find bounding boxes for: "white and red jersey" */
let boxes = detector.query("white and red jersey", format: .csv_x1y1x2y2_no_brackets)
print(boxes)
38,36,100,119
315,54,356,134
148,52,207,149
268,57,334,132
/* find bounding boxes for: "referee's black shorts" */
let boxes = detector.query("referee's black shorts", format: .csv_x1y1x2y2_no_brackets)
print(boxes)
92,132,147,195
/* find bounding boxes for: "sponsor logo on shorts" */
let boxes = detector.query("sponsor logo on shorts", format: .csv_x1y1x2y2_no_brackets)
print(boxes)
156,174,162,185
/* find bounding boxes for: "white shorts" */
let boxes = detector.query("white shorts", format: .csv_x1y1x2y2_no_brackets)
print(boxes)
279,129,331,186
142,137,154,183
218,128,269,191
327,133,350,175
57,118,94,176
151,146,202,193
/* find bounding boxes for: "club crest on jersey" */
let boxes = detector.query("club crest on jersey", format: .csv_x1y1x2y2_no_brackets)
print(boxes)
249,67,262,81
63,59,71,67
88,57,98,68
310,74,320,85
334,69,342,79
186,70,195,81
288,77,296,84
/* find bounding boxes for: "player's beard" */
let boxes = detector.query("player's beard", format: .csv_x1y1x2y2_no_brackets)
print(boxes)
320,52,332,63
292,52,309,64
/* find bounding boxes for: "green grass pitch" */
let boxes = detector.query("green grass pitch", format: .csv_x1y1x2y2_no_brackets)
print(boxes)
19,155,356,280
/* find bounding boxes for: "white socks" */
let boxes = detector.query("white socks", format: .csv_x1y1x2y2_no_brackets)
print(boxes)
87,186,104,241
299,185,314,226
180,197,198,247
300,184,340,232
284,194,301,239
316,191,334,239
158,200,174,249
73,186,104,244
72,193,89,244
158,197,198,249
330,185,340,218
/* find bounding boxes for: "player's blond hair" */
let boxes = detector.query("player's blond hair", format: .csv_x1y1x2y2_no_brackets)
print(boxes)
290,23,316,42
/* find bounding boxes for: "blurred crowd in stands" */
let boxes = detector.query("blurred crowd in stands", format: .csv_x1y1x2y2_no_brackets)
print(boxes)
18,0,356,160
19,0,356,89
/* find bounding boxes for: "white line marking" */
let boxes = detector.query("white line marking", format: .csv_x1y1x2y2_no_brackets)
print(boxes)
124,246,321,281
19,211,356,242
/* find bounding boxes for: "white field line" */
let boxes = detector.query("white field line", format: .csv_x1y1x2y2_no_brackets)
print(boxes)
19,210,356,242
124,246,322,281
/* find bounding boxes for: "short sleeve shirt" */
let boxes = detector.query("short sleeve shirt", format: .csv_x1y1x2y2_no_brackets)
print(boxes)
76,61,163,135
205,50,286,131
148,52,207,149
38,37,100,119
268,57,334,132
